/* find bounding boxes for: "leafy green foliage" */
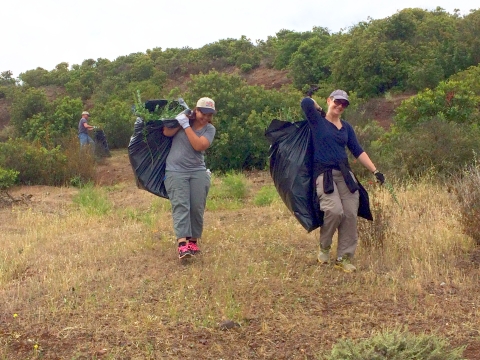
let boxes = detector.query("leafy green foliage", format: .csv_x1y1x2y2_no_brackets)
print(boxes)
322,328,465,360
0,139,68,185
132,90,183,121
394,80,479,131
185,71,302,171
72,184,112,216
0,167,19,190
10,87,48,137
265,29,322,70
94,99,133,149
288,33,332,89
207,172,249,210
19,67,51,87
253,185,279,206
24,96,83,147
376,119,480,180
0,71,16,86
65,59,100,100
5,8,480,179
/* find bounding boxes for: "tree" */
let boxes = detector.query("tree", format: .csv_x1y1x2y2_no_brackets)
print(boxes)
10,87,48,137
0,71,16,86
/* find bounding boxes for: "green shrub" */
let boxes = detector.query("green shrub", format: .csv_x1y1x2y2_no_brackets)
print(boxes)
207,172,249,210
350,120,386,179
72,184,112,216
9,87,48,137
240,63,253,73
221,172,249,200
0,167,19,190
394,80,480,132
93,99,134,149
376,119,480,180
0,139,68,185
253,185,279,206
0,136,96,186
454,161,480,245
322,328,465,360
23,96,83,147
185,70,302,171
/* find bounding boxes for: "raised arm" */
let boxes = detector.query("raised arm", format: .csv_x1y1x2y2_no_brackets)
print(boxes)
301,97,324,124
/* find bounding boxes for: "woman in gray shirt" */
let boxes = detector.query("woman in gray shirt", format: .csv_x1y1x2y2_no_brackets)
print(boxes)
163,97,216,259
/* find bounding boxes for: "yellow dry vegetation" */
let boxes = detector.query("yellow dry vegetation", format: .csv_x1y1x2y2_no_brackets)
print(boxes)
0,151,478,359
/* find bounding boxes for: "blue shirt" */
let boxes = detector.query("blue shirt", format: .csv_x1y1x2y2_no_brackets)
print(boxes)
301,97,364,171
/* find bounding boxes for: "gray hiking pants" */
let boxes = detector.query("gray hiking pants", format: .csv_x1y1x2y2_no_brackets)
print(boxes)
164,170,211,240
316,169,360,259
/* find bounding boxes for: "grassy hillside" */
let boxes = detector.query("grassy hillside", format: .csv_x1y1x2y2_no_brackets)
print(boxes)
0,150,479,359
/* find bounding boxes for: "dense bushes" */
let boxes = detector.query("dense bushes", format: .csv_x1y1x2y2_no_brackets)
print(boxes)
93,99,133,149
0,138,95,186
394,80,480,131
374,119,480,180
2,8,480,183
184,71,303,171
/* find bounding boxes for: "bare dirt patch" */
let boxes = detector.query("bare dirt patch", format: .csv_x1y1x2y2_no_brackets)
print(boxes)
95,150,136,186
360,93,414,129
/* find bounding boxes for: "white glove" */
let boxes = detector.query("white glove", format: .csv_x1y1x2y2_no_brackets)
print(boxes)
175,113,190,129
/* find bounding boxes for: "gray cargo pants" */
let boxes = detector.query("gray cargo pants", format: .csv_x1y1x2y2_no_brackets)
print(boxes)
164,170,211,239
316,169,360,259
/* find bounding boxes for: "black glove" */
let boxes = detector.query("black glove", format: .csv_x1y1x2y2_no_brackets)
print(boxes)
317,107,326,117
374,170,385,185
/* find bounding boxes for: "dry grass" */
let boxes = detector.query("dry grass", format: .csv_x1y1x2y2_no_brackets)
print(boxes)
0,153,479,359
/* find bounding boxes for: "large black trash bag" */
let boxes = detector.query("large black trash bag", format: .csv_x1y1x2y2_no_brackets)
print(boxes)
265,119,373,232
128,118,178,199
265,119,322,232
93,129,111,157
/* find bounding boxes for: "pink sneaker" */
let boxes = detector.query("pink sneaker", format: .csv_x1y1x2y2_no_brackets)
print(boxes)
178,244,192,259
187,241,201,255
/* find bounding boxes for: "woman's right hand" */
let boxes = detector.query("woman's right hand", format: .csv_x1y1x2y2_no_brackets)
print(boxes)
175,113,191,129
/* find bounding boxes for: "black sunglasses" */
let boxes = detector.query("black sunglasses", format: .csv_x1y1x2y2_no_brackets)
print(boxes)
333,99,349,108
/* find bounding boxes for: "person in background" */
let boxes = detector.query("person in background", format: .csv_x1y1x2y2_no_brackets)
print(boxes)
78,111,95,149
301,90,385,272
163,97,217,259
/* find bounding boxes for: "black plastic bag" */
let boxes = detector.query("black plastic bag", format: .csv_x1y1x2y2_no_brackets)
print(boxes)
265,119,373,232
265,119,322,232
93,129,111,157
128,118,178,199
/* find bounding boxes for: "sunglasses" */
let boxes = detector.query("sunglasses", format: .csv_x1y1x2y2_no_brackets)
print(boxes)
333,99,349,108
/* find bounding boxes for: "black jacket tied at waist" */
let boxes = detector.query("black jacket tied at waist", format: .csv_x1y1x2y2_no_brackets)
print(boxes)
314,159,372,222
315,159,359,194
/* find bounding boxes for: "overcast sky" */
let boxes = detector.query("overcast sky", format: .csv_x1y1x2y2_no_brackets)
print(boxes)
1,0,478,78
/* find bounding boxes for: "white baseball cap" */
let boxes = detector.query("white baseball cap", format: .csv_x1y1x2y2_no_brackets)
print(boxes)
82,111,90,116
196,97,216,114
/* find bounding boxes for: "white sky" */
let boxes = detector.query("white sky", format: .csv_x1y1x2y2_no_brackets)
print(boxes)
1,0,478,78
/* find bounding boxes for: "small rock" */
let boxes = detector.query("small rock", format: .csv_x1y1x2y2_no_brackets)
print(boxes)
218,320,240,330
